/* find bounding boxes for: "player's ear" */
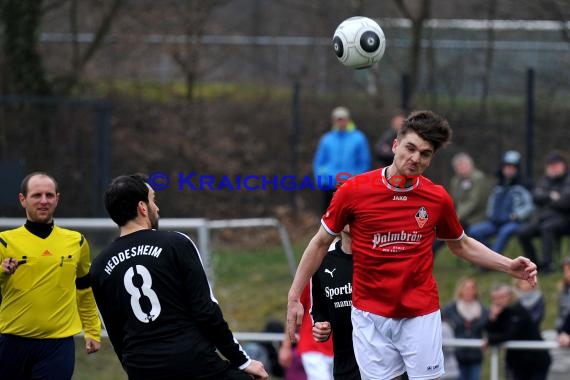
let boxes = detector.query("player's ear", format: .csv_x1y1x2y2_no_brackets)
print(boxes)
391,138,398,154
18,193,26,206
137,201,148,216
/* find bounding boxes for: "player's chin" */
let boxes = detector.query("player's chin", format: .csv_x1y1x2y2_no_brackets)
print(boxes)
33,214,52,223
403,168,420,177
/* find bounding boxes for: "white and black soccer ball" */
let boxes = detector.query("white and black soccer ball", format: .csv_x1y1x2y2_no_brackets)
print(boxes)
333,16,386,69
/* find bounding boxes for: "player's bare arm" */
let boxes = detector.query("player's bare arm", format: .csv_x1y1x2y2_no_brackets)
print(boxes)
447,235,537,286
287,226,335,343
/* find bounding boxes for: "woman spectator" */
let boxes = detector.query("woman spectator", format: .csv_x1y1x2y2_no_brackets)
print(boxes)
442,277,489,380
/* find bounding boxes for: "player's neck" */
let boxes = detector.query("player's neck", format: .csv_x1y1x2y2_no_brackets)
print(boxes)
385,164,400,178
120,219,151,236
386,164,415,188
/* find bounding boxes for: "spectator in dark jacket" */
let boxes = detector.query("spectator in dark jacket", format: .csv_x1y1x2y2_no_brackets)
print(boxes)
513,278,546,327
442,277,488,380
485,284,551,380
518,152,570,273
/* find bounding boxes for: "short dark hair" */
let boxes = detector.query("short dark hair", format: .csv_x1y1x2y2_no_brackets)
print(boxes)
20,172,59,196
398,110,452,152
104,174,150,227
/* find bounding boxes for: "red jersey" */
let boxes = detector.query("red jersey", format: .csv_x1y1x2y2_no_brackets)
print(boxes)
321,168,463,318
297,284,334,356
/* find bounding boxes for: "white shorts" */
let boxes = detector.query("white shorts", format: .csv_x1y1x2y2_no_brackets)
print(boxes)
351,307,444,380
301,352,334,380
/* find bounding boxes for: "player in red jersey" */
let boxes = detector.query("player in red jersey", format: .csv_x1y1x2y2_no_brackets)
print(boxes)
287,110,538,380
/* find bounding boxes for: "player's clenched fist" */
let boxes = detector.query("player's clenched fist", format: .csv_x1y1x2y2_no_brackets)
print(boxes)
1,258,19,274
312,321,331,342
244,359,269,379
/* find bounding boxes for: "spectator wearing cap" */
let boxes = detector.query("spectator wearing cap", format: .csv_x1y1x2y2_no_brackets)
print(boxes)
467,150,534,255
313,106,371,213
518,151,570,273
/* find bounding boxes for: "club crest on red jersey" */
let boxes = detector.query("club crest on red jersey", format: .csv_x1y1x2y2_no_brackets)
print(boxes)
415,207,428,228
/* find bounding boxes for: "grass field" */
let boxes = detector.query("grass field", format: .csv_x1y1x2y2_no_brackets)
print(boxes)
73,236,565,379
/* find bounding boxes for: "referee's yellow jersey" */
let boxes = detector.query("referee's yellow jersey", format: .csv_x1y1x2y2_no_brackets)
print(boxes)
0,226,101,341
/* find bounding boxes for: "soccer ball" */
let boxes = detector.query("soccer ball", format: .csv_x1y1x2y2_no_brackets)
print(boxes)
333,16,386,69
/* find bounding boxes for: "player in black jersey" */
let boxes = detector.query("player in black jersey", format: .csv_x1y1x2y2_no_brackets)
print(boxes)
310,226,360,380
310,227,409,380
91,174,268,380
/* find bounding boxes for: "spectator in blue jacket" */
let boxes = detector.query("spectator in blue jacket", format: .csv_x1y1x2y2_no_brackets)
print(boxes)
467,150,534,254
313,107,371,213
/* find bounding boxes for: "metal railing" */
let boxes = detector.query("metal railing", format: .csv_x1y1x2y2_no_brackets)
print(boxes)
0,217,297,282
230,334,564,380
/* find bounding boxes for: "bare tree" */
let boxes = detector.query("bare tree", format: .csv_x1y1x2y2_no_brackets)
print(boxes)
0,0,124,96
392,0,431,106
1,0,52,95
54,0,123,94
168,0,229,101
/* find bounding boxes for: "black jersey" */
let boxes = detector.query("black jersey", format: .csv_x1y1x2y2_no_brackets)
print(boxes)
311,240,361,380
91,229,250,378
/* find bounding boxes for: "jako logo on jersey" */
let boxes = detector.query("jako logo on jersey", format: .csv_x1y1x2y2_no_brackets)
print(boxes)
393,195,407,201
372,231,423,249
324,268,336,278
415,206,429,228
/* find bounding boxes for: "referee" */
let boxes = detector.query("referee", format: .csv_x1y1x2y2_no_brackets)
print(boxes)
0,172,101,379
91,174,268,380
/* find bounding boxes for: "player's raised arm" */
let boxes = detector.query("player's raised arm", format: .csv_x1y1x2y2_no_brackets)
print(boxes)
287,226,335,343
447,235,537,286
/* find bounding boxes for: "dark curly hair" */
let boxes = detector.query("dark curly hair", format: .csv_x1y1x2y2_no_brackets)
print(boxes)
398,110,452,152
104,174,149,226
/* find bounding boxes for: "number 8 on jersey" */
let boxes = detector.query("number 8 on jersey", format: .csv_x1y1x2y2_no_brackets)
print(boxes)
124,265,161,323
